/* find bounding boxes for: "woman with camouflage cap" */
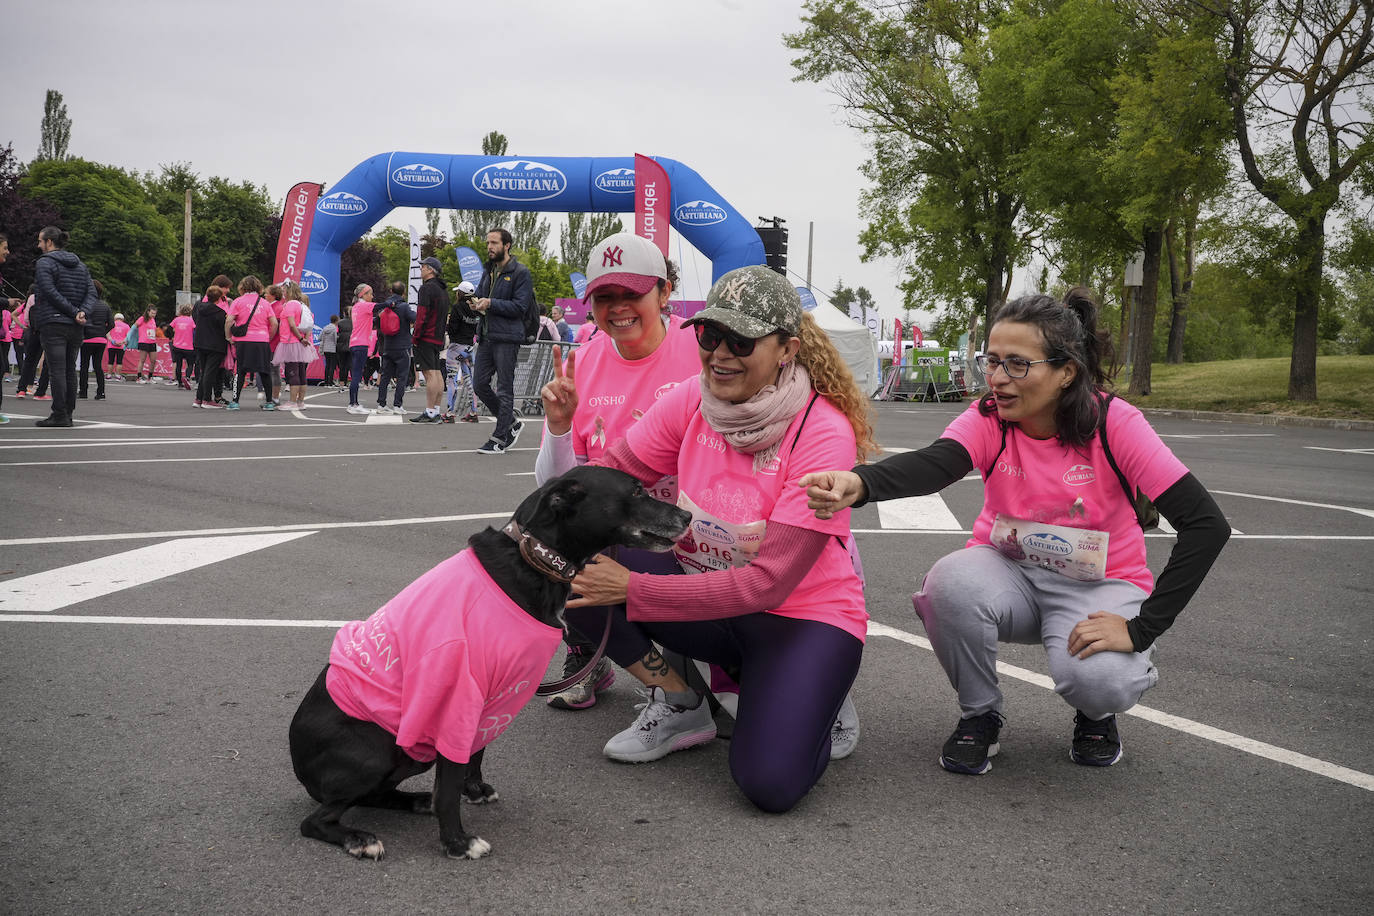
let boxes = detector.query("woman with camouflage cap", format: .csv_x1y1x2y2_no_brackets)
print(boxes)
563,264,877,813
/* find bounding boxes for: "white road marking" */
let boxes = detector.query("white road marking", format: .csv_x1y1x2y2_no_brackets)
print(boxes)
1160,434,1277,439
0,532,314,612
0,615,348,627
877,495,962,530
0,511,510,547
851,530,1368,539
0,436,320,450
1305,446,1374,455
0,447,512,467
866,622,1374,792
1211,489,1374,520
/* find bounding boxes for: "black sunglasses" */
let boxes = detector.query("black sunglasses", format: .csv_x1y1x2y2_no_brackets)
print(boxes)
694,322,759,357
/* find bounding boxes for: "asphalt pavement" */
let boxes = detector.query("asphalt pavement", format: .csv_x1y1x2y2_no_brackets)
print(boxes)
1,379,1370,915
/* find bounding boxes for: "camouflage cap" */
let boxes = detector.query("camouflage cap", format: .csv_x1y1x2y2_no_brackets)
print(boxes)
684,265,802,339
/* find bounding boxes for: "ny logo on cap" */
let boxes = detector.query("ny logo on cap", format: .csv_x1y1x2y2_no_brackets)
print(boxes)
719,275,748,305
602,245,624,268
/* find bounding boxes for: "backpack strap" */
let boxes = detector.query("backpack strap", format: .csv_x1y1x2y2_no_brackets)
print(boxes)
984,419,1009,478
1097,393,1157,529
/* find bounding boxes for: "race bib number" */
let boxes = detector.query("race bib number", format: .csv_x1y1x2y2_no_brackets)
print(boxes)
672,491,766,574
990,514,1108,582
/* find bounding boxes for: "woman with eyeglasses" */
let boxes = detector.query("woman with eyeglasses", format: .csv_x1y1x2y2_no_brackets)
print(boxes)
555,263,877,813
803,287,1230,776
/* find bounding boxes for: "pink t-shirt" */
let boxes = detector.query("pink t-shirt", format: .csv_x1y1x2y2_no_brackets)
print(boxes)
574,322,596,344
624,381,868,642
226,294,274,343
276,300,302,346
170,316,195,350
110,320,130,347
349,301,376,349
1,308,10,342
134,316,158,345
943,397,1189,592
326,549,564,764
566,315,700,488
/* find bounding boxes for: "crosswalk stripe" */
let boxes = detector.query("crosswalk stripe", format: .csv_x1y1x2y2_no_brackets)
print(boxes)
876,494,962,530
0,532,315,613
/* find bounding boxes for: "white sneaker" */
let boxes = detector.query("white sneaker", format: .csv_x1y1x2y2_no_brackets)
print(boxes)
603,687,716,763
830,692,860,760
392,406,407,415
346,404,369,415
373,405,392,415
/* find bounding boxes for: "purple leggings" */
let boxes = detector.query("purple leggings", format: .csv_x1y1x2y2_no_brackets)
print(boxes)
568,569,862,813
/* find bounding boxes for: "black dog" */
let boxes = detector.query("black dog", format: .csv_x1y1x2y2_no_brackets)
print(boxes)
289,466,691,861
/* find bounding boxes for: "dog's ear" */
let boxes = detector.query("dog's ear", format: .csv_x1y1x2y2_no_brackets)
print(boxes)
541,477,588,517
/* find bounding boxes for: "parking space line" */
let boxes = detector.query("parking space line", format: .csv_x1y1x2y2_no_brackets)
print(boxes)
868,621,1374,792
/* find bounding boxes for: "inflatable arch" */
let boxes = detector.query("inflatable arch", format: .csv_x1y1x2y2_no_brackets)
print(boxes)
297,153,767,302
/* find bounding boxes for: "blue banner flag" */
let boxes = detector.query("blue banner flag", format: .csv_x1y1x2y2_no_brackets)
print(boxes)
796,287,818,311
570,271,587,299
455,246,484,287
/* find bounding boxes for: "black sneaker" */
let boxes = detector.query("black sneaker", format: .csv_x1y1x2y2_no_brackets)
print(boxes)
940,710,1004,775
503,418,525,449
1070,711,1123,767
475,437,507,455
35,414,74,428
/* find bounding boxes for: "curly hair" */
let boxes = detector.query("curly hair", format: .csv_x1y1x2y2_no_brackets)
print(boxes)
792,312,879,462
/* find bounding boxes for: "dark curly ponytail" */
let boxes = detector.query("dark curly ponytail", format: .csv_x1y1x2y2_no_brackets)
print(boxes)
977,286,1118,448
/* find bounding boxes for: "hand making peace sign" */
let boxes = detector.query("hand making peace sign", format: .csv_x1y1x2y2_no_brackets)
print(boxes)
540,345,578,436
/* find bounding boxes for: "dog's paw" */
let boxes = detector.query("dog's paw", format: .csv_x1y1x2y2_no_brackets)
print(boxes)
344,833,385,861
462,782,499,804
444,835,492,860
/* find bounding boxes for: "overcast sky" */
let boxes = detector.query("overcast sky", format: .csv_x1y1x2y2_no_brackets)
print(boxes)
1,0,952,329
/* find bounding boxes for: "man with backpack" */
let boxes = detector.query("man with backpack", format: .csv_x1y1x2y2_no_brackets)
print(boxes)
471,228,534,453
374,280,415,415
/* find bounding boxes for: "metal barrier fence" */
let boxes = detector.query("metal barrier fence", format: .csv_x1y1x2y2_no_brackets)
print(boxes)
470,340,578,418
874,358,985,402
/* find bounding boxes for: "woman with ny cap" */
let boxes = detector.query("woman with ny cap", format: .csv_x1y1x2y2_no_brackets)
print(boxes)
558,264,876,813
802,288,1230,775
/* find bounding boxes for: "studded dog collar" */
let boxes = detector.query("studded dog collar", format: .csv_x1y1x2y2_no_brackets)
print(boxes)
502,520,579,584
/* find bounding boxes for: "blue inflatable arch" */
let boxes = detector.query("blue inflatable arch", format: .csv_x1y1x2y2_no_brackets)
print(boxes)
298,153,766,303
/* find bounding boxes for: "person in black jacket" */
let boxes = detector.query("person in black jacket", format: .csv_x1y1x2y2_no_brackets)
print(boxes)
193,285,230,408
32,226,95,427
373,281,416,415
78,280,113,400
472,228,535,451
335,311,352,388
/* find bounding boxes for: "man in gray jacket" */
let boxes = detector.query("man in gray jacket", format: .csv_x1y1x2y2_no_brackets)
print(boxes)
32,226,95,428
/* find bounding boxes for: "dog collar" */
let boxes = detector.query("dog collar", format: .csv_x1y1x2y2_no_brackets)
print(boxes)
502,520,578,584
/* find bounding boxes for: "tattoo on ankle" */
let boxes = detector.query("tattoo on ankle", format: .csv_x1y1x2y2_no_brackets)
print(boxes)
642,651,672,680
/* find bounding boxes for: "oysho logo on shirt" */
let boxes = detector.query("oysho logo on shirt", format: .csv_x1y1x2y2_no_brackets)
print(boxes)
472,159,568,202
300,270,329,295
674,199,728,226
594,167,635,194
1063,464,1096,486
391,163,445,187
317,191,368,216
695,432,726,453
587,394,626,407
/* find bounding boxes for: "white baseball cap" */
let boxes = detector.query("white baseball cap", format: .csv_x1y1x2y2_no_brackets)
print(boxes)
583,232,666,302
453,280,476,295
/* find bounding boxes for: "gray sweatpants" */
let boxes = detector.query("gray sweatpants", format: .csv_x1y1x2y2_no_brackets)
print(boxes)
913,545,1158,721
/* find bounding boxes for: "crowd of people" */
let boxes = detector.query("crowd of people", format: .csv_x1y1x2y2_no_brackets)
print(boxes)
4,223,1230,817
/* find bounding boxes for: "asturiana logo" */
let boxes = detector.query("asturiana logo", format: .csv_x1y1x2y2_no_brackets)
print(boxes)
675,199,728,225
391,163,446,188
1024,533,1073,555
299,269,329,296
473,159,567,202
594,167,636,194
1063,464,1095,486
317,191,368,216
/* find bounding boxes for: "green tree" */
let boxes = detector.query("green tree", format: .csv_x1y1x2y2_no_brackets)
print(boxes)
450,130,511,241
36,89,71,162
1200,0,1374,399
23,158,176,315
141,164,278,298
789,0,1036,347
560,211,625,272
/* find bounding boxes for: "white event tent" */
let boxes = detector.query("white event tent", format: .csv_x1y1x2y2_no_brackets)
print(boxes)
807,300,881,395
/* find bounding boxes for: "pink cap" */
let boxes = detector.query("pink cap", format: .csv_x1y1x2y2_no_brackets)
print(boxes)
583,232,667,302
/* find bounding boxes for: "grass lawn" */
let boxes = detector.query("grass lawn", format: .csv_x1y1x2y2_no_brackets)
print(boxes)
1122,355,1374,420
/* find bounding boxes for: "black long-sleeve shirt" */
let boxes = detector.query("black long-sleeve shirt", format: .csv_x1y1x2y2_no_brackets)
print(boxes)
852,438,1230,652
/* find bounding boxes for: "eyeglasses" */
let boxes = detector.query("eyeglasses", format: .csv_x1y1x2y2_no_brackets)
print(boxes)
975,354,1066,379
695,322,760,357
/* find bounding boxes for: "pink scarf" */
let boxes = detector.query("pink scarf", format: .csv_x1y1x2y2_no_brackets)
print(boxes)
698,362,812,473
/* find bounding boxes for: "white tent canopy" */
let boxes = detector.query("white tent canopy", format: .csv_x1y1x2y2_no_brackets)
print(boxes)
807,300,881,395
